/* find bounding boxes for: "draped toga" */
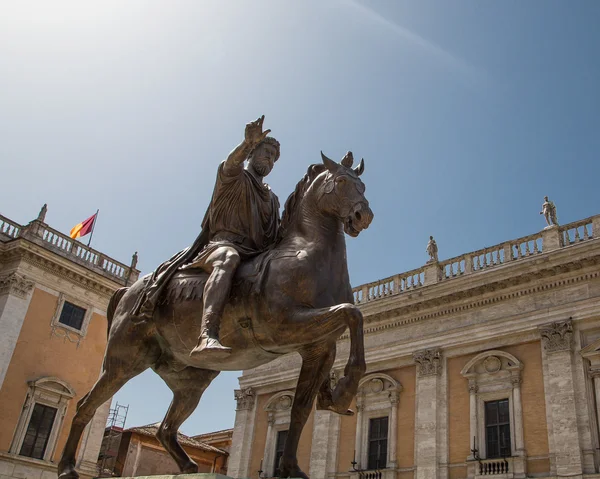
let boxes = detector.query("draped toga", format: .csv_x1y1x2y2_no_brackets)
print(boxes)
132,160,280,316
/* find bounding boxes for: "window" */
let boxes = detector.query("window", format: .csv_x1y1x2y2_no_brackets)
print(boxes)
368,417,388,470
19,403,58,459
10,377,74,462
273,429,288,477
58,301,86,330
485,400,511,458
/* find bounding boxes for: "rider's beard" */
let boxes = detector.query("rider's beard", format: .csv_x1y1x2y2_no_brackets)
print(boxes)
253,161,271,177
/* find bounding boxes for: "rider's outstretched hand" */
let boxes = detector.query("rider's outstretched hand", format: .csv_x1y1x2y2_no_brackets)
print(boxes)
245,115,271,147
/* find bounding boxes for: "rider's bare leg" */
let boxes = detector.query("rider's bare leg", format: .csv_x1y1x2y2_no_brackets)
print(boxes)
190,246,240,357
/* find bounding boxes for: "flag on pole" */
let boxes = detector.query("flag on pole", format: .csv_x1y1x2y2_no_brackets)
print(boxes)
69,212,98,239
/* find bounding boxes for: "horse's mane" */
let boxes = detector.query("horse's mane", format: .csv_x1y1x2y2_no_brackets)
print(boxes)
278,164,327,241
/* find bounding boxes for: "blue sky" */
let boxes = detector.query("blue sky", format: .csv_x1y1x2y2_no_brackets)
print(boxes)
1,1,599,435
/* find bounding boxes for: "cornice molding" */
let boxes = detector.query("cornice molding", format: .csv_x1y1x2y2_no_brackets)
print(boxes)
1,242,118,299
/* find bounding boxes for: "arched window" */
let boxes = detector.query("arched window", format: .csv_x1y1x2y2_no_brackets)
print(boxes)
354,373,402,471
10,377,75,462
460,350,526,475
262,391,295,477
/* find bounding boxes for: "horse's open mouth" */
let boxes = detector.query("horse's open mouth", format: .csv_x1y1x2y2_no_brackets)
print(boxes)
344,218,361,237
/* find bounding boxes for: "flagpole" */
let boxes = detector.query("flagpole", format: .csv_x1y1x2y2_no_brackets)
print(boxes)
87,209,99,248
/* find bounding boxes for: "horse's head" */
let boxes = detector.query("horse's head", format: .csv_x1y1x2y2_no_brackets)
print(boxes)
318,151,374,237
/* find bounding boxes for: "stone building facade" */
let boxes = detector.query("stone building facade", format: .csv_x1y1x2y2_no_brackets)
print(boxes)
229,214,600,479
0,208,139,479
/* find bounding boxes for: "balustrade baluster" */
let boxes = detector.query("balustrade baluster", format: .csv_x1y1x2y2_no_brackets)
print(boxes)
575,227,581,242
533,239,539,254
584,225,590,240
525,241,530,256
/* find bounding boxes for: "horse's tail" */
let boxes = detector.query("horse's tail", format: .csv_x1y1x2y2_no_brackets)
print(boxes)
106,287,129,337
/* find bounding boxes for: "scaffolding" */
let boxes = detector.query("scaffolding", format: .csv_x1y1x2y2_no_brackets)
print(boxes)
97,403,129,477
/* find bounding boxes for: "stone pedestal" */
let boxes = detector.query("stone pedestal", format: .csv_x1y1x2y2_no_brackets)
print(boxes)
541,225,562,252
424,262,441,286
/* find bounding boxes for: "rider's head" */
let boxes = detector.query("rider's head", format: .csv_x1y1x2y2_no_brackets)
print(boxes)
248,137,280,178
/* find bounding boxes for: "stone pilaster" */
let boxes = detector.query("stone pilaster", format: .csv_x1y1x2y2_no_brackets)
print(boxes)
0,273,35,389
413,348,442,479
309,410,338,479
354,395,364,470
77,399,112,475
388,391,399,468
228,387,257,479
540,320,583,477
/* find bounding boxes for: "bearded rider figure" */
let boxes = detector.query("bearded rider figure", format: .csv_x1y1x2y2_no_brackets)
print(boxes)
132,115,280,358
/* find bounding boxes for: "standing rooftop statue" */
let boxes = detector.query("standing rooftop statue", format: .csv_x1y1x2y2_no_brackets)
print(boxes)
37,203,47,222
540,196,559,227
426,235,439,263
57,116,373,479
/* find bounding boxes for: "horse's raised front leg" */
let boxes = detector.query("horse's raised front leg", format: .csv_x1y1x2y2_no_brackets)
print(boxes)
291,303,366,417
279,343,335,479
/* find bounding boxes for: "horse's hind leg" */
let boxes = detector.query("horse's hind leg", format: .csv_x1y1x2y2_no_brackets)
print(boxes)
154,366,219,473
58,326,157,479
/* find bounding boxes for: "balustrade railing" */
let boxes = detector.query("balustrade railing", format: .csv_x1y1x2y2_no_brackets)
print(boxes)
357,470,383,479
0,215,136,285
560,216,594,246
352,214,599,306
353,267,424,304
478,458,510,475
0,214,21,239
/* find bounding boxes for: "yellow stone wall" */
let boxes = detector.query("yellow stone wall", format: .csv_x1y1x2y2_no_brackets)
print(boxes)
0,287,107,460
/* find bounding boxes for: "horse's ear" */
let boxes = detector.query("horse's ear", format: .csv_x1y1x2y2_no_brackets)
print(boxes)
321,151,338,173
354,158,365,176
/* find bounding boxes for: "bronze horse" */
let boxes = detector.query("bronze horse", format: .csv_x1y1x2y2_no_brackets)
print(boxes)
58,152,373,479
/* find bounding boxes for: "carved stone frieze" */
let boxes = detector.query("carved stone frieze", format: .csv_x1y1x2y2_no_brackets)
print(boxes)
266,393,293,411
540,319,573,353
234,387,255,410
413,348,442,377
0,272,34,299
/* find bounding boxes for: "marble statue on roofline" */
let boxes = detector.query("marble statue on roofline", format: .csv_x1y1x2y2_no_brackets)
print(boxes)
426,235,439,263
540,196,559,228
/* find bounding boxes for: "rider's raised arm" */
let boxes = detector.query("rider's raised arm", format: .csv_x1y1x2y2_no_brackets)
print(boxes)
223,115,271,177
222,140,253,176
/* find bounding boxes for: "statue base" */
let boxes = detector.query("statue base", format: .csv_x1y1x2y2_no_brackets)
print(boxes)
115,474,232,479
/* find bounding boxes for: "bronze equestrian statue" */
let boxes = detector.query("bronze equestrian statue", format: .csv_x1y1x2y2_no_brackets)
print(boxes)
58,116,373,479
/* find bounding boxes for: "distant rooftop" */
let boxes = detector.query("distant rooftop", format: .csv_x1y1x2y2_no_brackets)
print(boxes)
126,422,228,455
0,207,139,286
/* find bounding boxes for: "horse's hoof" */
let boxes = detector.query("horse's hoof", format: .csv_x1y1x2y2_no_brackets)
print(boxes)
58,465,79,479
182,460,199,474
323,405,354,416
280,464,309,479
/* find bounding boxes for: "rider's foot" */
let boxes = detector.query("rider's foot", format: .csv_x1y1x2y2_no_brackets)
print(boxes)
190,337,232,358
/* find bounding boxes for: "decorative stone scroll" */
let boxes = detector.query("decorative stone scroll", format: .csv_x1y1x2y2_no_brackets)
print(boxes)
0,272,34,300
234,387,255,411
413,348,442,376
540,319,573,353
